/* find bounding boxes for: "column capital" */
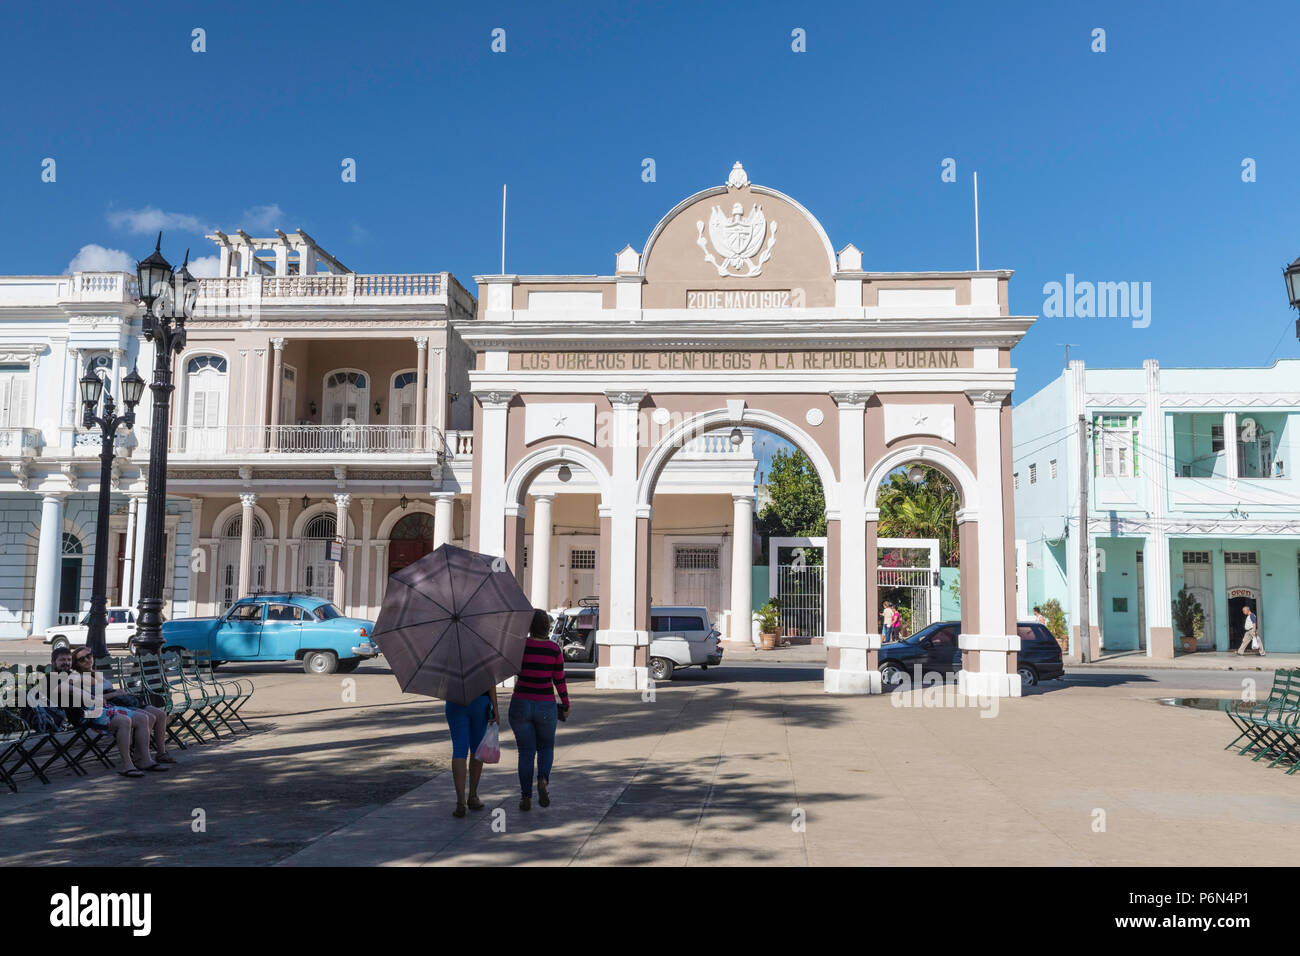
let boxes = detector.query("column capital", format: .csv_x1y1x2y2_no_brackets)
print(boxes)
965,387,1011,408
360,497,374,513
603,388,647,409
732,493,756,505
41,491,68,503
240,492,258,508
271,337,286,351
415,336,429,350
276,497,291,509
532,493,555,505
830,389,873,408
334,492,352,509
473,389,515,408
432,491,457,503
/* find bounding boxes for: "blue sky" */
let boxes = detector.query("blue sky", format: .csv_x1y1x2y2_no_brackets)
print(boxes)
3,0,1297,478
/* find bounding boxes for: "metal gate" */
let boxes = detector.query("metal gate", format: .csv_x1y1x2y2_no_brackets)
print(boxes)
769,537,826,640
876,566,934,632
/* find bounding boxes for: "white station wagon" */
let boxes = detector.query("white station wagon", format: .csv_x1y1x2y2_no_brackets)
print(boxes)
552,600,723,681
44,607,139,652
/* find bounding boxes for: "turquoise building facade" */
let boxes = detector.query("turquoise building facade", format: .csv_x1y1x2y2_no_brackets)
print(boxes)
1014,359,1300,657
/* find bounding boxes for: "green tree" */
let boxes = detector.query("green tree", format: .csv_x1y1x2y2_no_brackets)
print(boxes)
876,465,960,564
756,447,826,562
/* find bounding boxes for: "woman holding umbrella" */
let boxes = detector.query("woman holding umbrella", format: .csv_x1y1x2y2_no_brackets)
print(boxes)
509,609,570,811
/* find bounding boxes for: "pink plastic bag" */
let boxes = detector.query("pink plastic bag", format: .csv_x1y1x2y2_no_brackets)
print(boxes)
474,722,501,763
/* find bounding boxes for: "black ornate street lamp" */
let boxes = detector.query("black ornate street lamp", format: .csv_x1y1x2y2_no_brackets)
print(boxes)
1284,255,1300,340
133,235,197,652
81,366,145,659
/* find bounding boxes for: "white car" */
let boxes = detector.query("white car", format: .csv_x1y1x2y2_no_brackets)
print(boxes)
552,600,723,681
44,607,139,652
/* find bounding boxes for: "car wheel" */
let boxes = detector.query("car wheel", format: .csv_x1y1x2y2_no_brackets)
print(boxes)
1017,664,1038,687
648,657,674,682
50,636,70,652
880,662,910,690
336,659,361,674
303,651,338,675
127,639,140,656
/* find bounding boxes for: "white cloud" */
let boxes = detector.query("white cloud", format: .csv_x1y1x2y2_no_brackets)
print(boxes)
107,206,208,235
185,254,221,278
67,244,134,274
241,204,285,232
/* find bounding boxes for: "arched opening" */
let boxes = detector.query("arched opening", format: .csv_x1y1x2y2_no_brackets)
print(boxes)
323,369,369,426
871,457,968,689
58,533,83,625
637,409,838,652
300,512,337,599
388,511,434,574
218,513,266,611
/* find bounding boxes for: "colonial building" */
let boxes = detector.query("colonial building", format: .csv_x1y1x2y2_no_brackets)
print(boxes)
464,162,1032,696
0,229,758,637
1015,358,1300,657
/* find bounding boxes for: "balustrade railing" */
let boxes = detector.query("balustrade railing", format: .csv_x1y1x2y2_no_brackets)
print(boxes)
0,427,42,458
195,272,441,304
168,424,450,456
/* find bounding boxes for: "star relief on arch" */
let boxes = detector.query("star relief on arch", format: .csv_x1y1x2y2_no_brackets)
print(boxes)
695,162,778,278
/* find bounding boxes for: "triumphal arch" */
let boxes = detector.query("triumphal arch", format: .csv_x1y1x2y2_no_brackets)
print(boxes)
462,163,1033,696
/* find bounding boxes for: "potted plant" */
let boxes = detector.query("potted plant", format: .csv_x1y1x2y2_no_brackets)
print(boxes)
757,601,781,650
1171,588,1204,654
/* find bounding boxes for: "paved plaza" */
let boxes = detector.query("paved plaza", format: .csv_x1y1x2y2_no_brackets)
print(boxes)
2,649,1297,867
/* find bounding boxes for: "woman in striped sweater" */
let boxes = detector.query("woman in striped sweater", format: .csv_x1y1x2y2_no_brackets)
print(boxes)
508,609,570,811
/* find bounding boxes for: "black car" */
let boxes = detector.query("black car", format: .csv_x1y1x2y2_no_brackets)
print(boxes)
878,620,1064,688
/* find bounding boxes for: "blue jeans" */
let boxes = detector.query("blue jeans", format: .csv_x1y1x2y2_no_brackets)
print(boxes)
508,697,557,797
445,695,491,760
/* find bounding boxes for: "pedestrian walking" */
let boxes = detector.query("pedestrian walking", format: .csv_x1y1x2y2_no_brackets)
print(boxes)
1236,605,1265,656
444,685,498,817
881,601,895,643
508,608,570,811
1033,606,1048,627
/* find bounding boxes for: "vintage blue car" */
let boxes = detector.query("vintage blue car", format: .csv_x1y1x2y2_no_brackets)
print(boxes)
161,593,379,674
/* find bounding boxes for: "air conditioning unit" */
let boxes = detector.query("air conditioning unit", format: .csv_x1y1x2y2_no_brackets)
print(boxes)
1095,549,1107,573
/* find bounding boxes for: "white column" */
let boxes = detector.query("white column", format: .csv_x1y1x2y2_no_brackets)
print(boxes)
238,493,257,598
359,498,374,615
825,391,874,693
1224,412,1239,482
206,542,220,611
109,348,124,402
375,541,390,603
414,337,428,430
432,493,454,549
428,347,444,435
959,388,1018,698
31,494,66,637
729,495,754,642
1141,359,1174,657
269,338,285,451
276,498,290,589
475,391,514,556
531,494,554,607
596,390,648,689
187,497,204,618
121,495,140,607
288,542,301,593
62,346,78,428
132,496,150,606
333,493,350,607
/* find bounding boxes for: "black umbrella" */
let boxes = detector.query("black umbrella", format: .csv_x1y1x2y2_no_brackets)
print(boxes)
371,544,535,705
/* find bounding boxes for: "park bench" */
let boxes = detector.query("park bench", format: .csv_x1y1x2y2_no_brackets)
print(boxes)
1227,668,1300,773
0,665,117,790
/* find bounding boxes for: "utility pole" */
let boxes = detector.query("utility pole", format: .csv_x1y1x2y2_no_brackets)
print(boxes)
1077,414,1091,663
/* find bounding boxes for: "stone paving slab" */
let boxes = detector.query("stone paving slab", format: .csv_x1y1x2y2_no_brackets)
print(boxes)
5,660,1300,866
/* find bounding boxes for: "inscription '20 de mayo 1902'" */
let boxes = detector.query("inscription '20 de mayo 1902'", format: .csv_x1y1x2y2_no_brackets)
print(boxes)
514,350,965,371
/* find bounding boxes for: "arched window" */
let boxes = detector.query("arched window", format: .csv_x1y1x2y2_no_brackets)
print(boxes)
61,533,83,555
392,370,419,426
59,534,84,623
323,370,368,426
221,514,266,538
301,513,337,599
217,512,266,610
185,354,228,451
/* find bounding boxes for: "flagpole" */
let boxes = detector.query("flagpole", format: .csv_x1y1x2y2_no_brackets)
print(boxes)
501,184,507,274
973,171,981,271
